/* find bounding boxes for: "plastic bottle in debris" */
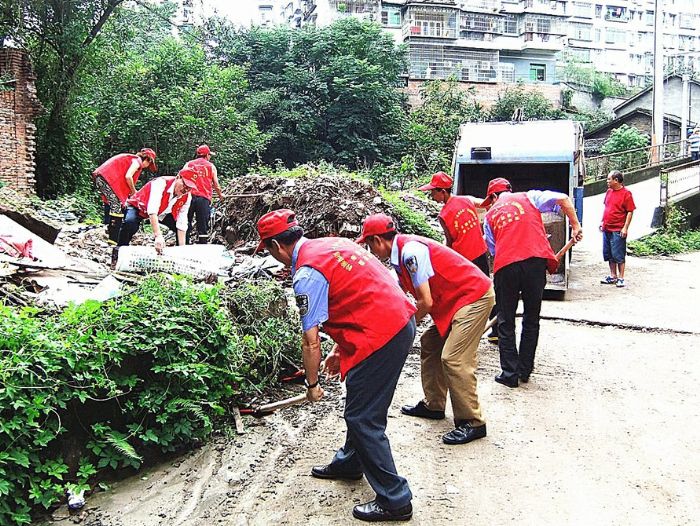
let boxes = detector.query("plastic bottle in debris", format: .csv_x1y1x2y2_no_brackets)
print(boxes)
67,489,86,510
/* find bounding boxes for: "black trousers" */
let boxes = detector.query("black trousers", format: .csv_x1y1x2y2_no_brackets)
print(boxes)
327,318,415,511
187,195,211,244
117,206,181,247
493,257,547,381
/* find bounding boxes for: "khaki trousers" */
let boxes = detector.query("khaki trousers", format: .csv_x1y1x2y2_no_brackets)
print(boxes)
419,286,495,426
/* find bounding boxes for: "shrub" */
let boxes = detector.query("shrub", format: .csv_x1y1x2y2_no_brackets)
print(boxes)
628,206,700,256
0,276,300,525
380,190,441,240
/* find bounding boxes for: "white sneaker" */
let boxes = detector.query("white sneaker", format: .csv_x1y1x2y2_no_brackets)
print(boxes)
616,278,625,288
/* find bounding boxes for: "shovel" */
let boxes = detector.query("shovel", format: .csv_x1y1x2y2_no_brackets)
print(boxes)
239,392,308,418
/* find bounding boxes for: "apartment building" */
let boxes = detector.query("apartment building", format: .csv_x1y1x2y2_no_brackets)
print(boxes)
298,0,568,84
565,0,700,88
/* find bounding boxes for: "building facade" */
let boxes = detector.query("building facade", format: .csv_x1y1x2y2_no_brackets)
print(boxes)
564,0,700,88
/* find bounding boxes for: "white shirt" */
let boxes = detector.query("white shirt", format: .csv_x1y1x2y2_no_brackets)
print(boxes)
146,177,191,232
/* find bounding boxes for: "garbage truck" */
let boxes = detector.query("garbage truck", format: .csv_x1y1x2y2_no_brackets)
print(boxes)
451,120,585,292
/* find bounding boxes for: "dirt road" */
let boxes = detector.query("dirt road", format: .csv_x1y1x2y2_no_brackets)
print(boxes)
65,244,700,526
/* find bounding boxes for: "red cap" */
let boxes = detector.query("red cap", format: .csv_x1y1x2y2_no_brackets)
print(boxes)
479,177,512,208
356,213,396,244
177,167,199,189
418,171,453,191
140,148,158,172
196,144,214,157
256,209,299,252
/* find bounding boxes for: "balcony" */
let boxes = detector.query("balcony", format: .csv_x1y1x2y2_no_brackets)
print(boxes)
460,0,502,12
403,5,459,40
521,15,567,36
604,6,630,22
408,43,500,82
461,13,503,34
679,14,696,30
522,0,567,17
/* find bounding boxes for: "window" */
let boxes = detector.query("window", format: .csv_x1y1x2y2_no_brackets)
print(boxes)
645,11,654,26
381,6,401,27
503,15,518,35
529,63,546,81
605,29,626,45
595,28,601,42
595,4,602,18
570,22,592,41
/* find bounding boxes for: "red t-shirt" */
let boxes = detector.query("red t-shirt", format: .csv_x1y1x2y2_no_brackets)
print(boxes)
602,187,636,231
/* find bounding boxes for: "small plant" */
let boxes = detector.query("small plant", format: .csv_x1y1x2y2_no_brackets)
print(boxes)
381,189,441,240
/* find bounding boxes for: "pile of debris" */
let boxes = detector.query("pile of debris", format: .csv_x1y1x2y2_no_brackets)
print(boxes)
213,173,441,249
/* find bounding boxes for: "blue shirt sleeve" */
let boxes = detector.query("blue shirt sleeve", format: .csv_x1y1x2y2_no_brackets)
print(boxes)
292,266,329,332
527,189,567,213
483,220,496,256
401,241,434,288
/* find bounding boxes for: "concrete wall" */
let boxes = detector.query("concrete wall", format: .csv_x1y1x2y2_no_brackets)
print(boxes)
0,48,42,194
404,79,562,109
583,157,691,197
615,77,700,127
500,55,557,85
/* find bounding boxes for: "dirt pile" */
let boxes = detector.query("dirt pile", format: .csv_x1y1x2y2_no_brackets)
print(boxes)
213,174,441,249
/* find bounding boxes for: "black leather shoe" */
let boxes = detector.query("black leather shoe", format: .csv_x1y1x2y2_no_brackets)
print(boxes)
400,400,445,420
442,422,487,445
352,500,412,522
311,464,363,481
495,373,519,388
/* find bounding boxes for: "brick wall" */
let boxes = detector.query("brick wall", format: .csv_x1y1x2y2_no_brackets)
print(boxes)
404,80,562,110
0,48,42,194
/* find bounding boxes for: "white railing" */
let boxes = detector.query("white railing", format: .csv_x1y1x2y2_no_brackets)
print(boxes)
661,161,700,205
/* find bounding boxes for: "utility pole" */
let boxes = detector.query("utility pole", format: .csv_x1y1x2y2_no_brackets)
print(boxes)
651,0,664,162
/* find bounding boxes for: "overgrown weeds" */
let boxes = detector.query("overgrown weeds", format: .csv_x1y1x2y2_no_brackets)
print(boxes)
0,276,299,525
629,205,700,256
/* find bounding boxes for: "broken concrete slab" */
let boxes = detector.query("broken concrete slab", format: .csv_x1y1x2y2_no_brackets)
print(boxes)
0,187,61,243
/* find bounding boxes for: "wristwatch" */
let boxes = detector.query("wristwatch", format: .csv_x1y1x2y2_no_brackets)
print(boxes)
304,378,319,389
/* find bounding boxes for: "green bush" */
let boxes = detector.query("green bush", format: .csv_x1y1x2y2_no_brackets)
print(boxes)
0,276,300,525
628,206,700,256
381,190,441,240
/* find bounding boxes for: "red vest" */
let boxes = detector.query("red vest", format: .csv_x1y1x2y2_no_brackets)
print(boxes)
295,238,416,379
439,195,487,262
485,192,558,274
184,158,215,200
93,154,143,205
395,235,491,338
127,177,189,221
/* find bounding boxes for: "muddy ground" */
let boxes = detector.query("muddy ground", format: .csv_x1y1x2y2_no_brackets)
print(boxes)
53,238,700,526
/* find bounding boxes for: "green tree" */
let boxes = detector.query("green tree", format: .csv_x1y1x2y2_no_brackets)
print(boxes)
489,85,563,122
1,0,130,196
601,124,649,154
202,17,408,168
78,36,268,179
404,77,486,176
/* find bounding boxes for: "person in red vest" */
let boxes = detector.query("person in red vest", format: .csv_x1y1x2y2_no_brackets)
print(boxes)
481,178,582,388
116,168,197,260
419,171,499,344
183,144,225,244
92,148,157,246
358,213,495,446
256,209,416,522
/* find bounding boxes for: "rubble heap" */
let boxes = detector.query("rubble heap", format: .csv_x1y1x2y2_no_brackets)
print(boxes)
213,174,441,249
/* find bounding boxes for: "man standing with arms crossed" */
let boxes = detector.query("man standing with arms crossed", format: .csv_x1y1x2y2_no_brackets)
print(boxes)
358,213,494,446
256,209,416,522
184,144,225,244
600,170,635,288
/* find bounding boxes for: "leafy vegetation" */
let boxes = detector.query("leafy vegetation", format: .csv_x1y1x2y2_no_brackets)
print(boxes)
629,205,700,256
560,59,628,99
489,84,564,122
380,190,441,241
0,277,300,524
